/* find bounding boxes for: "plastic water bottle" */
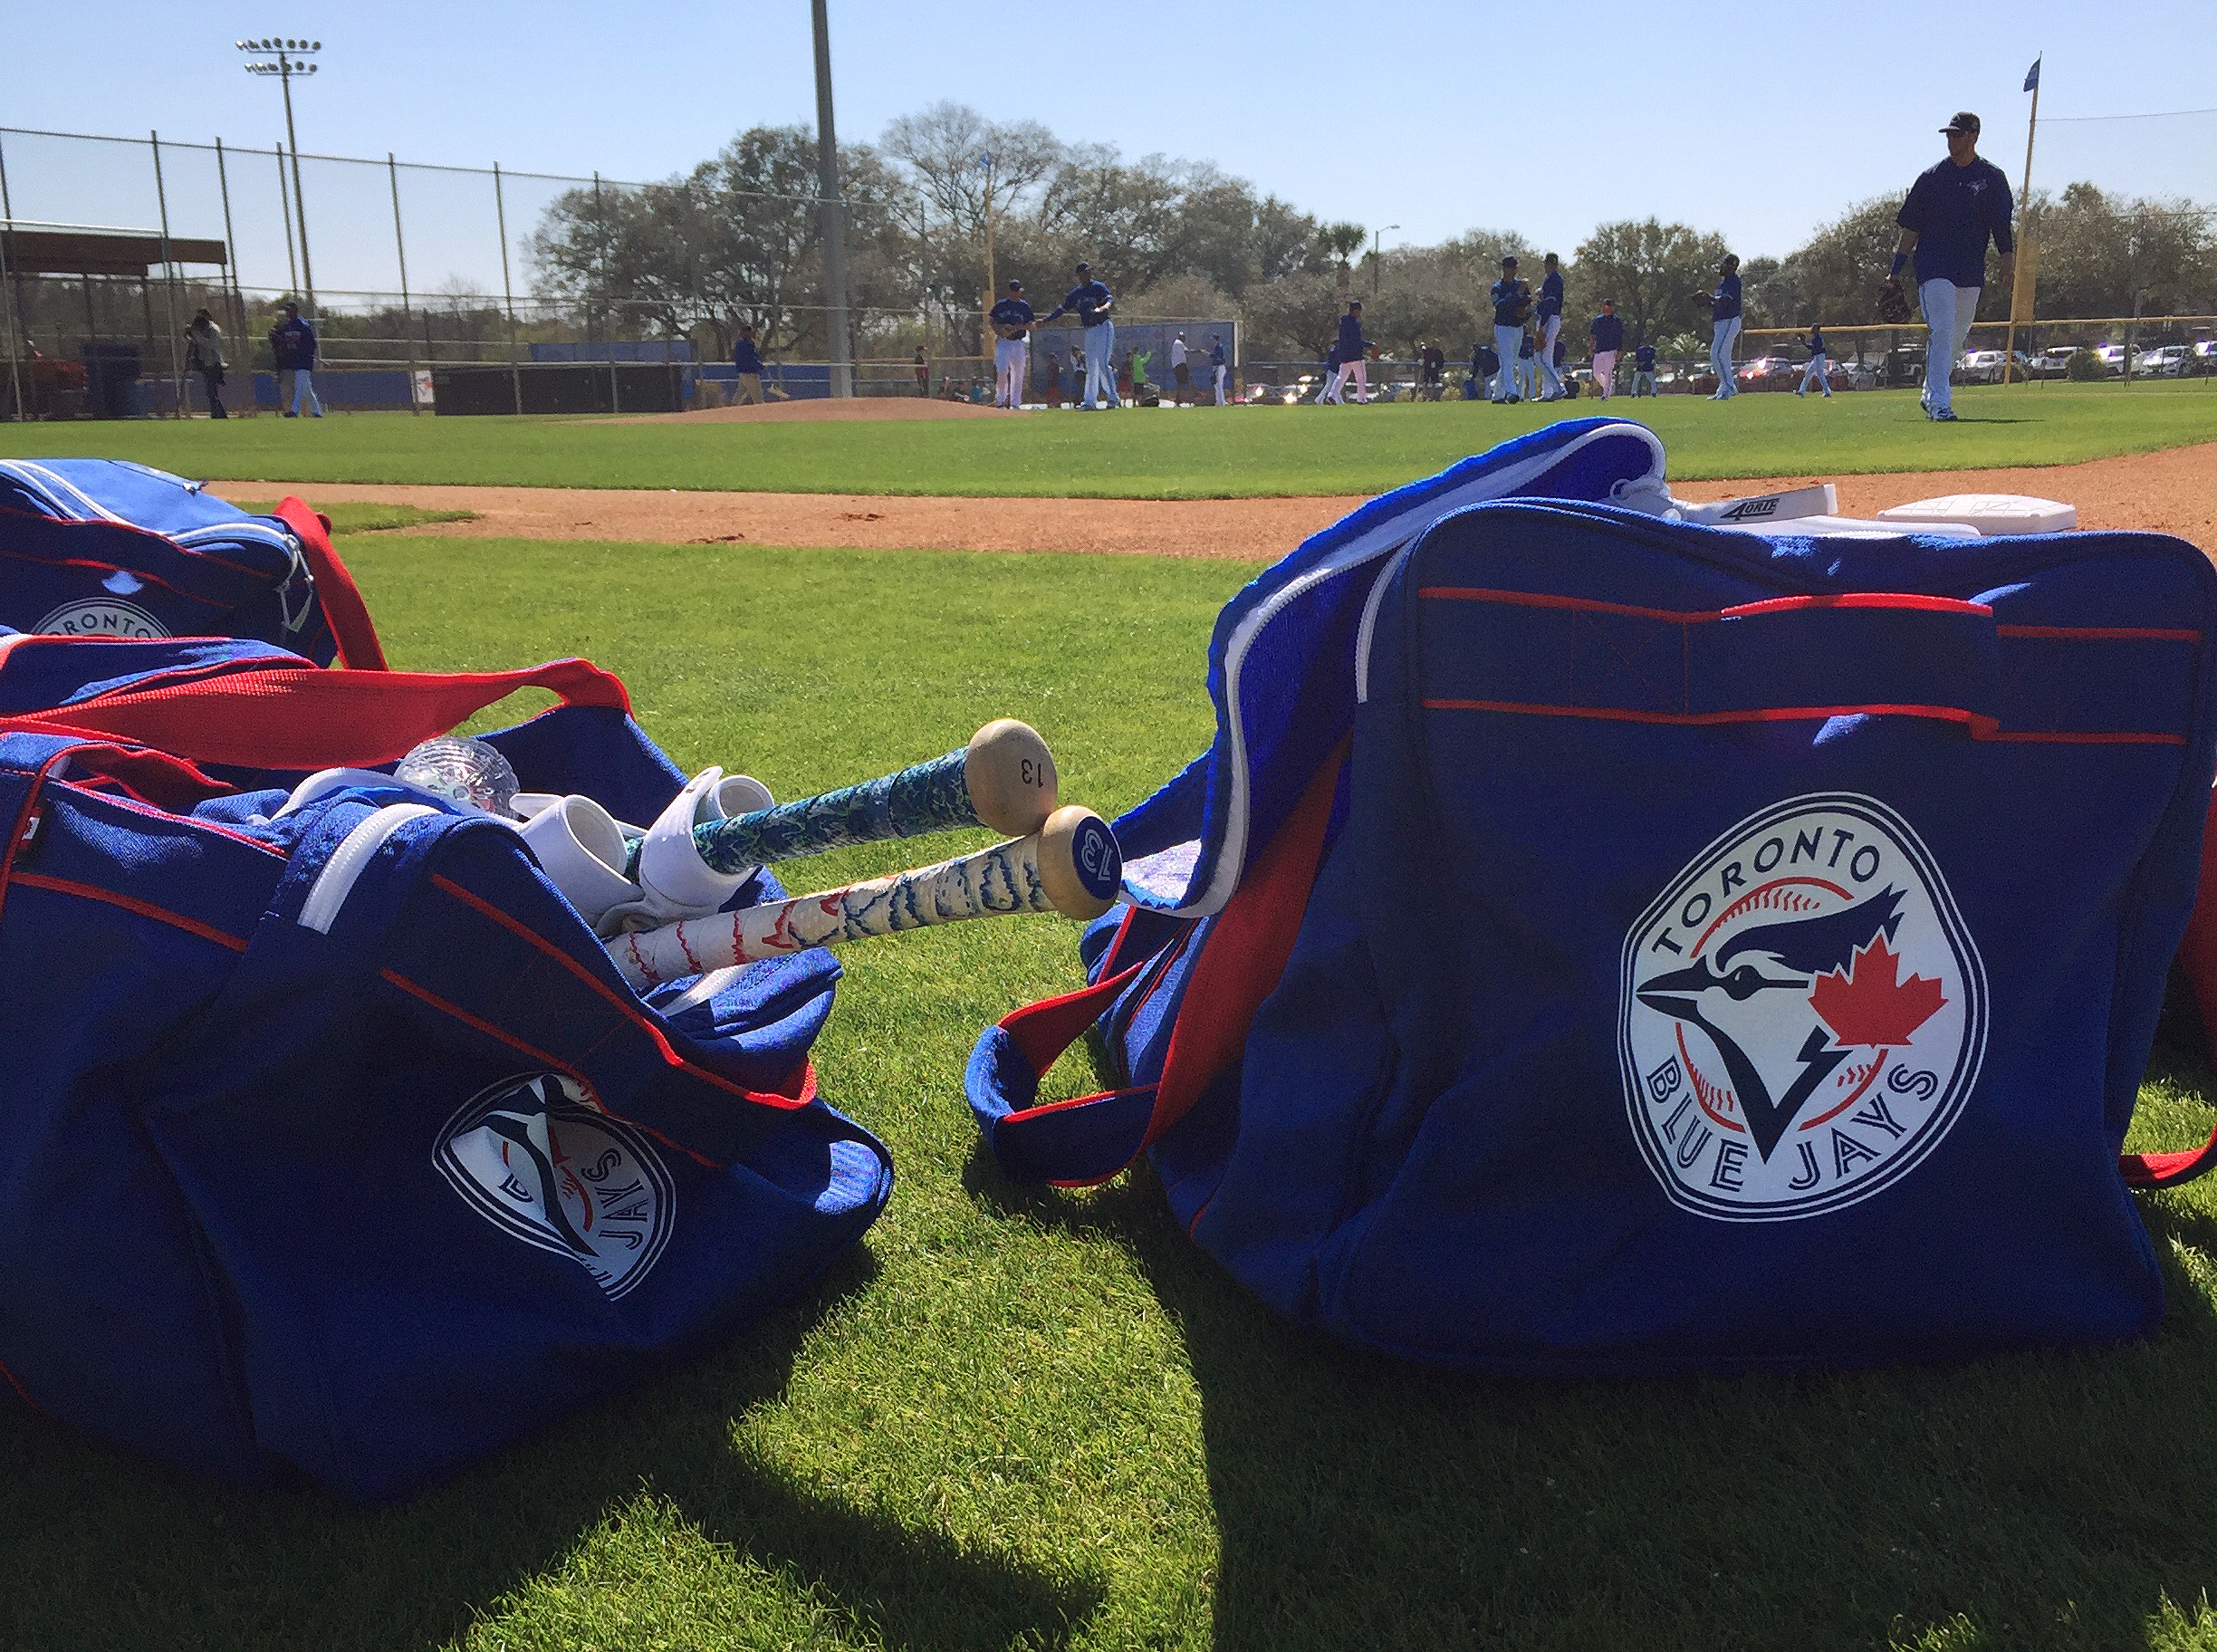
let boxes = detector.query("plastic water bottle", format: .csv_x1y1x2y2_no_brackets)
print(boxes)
394,735,521,818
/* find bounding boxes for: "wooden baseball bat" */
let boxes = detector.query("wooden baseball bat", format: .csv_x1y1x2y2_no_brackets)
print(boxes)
609,804,1122,991
627,718,1059,877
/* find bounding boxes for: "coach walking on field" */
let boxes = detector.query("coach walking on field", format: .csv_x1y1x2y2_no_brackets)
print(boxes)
1885,110,2015,423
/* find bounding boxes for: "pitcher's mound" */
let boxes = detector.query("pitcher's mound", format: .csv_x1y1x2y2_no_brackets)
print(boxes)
601,399,1019,426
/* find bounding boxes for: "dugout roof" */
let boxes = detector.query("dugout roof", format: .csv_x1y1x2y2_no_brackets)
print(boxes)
0,223,226,276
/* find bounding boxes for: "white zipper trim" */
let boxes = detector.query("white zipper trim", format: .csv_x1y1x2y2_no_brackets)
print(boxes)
297,804,436,934
0,461,130,523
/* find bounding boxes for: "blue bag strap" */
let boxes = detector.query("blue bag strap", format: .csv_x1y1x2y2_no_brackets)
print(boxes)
967,742,1348,1186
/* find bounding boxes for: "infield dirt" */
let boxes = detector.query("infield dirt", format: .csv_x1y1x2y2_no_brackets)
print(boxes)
212,438,2217,558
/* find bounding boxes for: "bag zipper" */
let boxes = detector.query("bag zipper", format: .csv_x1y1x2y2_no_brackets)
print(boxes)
296,803,437,934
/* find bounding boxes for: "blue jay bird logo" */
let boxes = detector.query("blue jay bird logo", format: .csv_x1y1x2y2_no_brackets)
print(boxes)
1620,795,1986,1222
436,1072,675,1298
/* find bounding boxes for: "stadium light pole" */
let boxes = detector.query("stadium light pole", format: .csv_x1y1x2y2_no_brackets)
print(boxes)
810,0,853,397
239,37,321,319
1369,225,1398,296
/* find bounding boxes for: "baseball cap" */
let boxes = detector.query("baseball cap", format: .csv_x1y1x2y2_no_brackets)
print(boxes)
1501,254,1519,267
1075,260,1091,273
1008,279,1022,289
1941,111,1981,135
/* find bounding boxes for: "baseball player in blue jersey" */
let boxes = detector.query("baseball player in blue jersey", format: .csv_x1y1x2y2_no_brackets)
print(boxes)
1516,330,1538,400
1534,253,1567,400
1315,340,1344,404
1692,255,1742,399
1588,300,1625,399
1336,301,1373,403
1632,341,1657,396
1208,333,1228,404
1797,322,1833,398
1489,255,1530,403
1040,261,1119,409
988,280,1034,409
1886,111,2016,422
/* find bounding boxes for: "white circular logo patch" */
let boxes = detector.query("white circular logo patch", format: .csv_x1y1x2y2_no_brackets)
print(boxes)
34,599,169,640
436,1072,674,1298
1619,793,1986,1221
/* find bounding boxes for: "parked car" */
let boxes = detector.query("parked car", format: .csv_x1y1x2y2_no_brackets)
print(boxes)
2090,343,2126,375
2133,345,2190,377
1958,350,2008,384
2194,340,2217,375
1731,355,1796,390
2025,346,2079,379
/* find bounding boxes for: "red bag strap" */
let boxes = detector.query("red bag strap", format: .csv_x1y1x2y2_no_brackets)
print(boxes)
6,657,629,771
270,496,389,671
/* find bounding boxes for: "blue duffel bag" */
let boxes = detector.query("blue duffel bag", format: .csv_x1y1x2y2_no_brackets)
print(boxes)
970,418,2217,1371
0,633,888,1500
0,458,383,668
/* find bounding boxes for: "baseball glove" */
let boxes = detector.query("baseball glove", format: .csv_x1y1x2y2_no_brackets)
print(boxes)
1876,280,1914,324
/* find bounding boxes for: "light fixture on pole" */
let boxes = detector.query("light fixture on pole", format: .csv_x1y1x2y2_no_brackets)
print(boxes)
238,36,321,317
1369,224,1399,295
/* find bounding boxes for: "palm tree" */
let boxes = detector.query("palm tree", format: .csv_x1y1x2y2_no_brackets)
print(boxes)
1318,222,1366,299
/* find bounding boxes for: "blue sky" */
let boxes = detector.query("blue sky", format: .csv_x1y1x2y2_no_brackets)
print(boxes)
4,0,2211,300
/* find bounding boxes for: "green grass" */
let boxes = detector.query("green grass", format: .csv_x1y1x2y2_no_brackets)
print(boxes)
1,380,2210,498
229,500,480,534
11,532,2217,1651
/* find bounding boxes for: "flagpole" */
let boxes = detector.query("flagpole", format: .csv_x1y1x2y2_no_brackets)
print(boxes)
2003,56,2041,384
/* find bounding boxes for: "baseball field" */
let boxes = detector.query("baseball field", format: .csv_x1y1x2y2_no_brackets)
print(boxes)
8,388,2217,1651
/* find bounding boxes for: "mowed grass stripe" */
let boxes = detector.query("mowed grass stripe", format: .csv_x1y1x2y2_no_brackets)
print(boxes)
0,381,2210,498
5,534,2217,1652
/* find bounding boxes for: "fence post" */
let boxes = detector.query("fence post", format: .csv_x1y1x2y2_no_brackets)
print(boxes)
494,161,522,415
593,171,619,414
275,141,300,298
0,131,22,422
389,154,420,416
214,139,251,412
149,131,187,418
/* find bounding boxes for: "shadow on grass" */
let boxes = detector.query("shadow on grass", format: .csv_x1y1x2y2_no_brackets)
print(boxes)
970,1100,2217,1652
0,1245,1099,1652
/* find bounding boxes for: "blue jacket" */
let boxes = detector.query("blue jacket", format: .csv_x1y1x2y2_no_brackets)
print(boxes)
990,297,1034,331
1808,327,1828,356
1208,341,1225,368
733,337,765,374
1491,277,1528,328
1636,344,1656,370
1898,157,2015,289
1044,281,1113,327
1536,270,1564,322
1337,313,1370,361
1590,312,1625,353
1712,274,1742,322
271,317,316,370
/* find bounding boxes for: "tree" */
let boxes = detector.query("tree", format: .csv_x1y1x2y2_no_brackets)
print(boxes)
1239,270,1340,360
1366,245,1489,357
1771,197,1902,325
529,126,896,358
1316,221,1366,297
1571,219,1729,349
2023,182,2216,323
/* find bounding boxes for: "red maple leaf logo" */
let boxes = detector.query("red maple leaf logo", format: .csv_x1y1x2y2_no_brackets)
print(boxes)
1809,936,1946,1048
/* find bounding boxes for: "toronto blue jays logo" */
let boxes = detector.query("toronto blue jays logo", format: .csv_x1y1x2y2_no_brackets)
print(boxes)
435,1072,674,1298
1619,794,1987,1220
34,598,169,640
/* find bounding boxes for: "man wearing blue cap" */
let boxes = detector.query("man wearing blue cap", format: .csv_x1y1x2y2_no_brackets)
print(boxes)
1691,255,1742,399
1534,253,1567,400
1588,300,1625,400
1885,111,2015,422
1040,261,1120,409
1489,255,1530,404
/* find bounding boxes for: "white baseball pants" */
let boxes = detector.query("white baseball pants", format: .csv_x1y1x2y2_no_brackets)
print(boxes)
1082,323,1118,408
993,338,1028,408
1918,281,1980,413
1591,350,1618,399
1536,315,1565,398
1213,364,1227,405
1492,325,1522,399
1709,318,1742,396
1799,354,1832,397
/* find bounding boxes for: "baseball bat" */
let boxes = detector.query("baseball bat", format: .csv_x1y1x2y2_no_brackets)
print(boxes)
609,804,1122,990
626,718,1059,878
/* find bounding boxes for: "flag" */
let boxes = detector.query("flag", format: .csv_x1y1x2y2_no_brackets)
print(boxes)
2023,58,2040,92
